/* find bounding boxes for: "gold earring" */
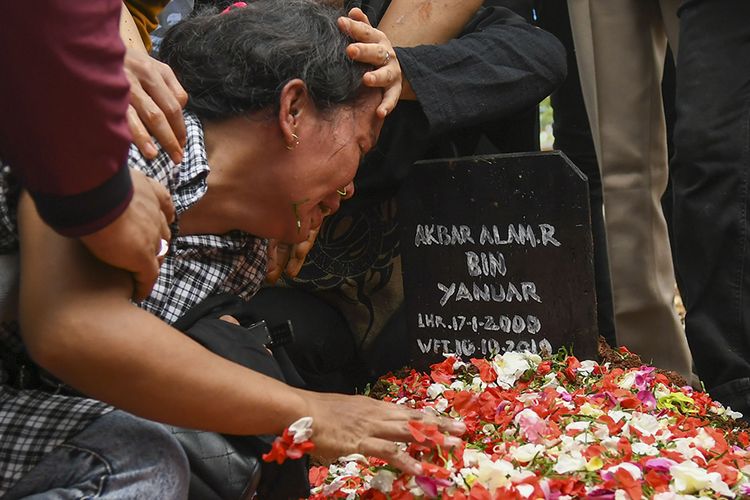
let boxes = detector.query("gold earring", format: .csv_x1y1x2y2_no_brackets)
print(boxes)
336,187,347,197
286,133,300,151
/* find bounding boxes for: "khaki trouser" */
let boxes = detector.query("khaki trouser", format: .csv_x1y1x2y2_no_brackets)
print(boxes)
567,0,693,378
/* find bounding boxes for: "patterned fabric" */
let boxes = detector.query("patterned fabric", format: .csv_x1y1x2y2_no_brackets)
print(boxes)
135,112,267,324
0,111,267,494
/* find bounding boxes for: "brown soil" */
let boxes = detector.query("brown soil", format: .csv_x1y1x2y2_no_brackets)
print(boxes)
597,336,690,388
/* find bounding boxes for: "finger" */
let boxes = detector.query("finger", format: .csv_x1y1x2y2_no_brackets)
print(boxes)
359,438,422,476
127,105,158,159
155,63,188,149
378,84,401,118
285,257,303,278
133,257,160,302
275,243,293,269
347,43,391,66
130,86,183,165
347,7,372,26
342,18,383,44
406,410,467,436
159,62,189,109
363,66,398,88
219,315,240,325
148,177,176,224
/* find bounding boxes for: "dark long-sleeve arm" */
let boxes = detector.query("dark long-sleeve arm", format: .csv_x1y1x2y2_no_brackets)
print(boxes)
395,7,567,135
0,1,133,237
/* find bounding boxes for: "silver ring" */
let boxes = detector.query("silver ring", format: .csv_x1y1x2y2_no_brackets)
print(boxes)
157,238,169,258
383,51,391,66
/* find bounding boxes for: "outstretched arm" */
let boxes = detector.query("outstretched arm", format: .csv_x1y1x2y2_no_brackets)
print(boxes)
17,193,463,471
18,192,304,435
378,4,567,132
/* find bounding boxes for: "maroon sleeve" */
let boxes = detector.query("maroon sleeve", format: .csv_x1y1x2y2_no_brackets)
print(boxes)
0,0,134,237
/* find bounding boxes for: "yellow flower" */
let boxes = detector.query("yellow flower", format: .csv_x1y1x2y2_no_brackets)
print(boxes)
585,456,604,471
657,393,697,414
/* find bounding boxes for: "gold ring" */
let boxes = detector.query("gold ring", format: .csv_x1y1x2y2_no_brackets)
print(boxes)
336,187,347,197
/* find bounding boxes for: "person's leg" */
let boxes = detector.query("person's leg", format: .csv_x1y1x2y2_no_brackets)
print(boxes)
567,0,692,378
536,0,616,346
671,0,750,411
5,410,189,499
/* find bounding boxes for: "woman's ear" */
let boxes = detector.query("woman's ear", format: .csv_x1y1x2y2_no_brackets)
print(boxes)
278,79,310,149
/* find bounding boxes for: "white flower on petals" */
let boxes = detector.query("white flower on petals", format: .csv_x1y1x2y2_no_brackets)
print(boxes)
450,380,466,391
592,423,610,440
288,416,314,443
559,435,584,453
694,428,716,450
725,406,744,419
601,436,620,452
574,432,596,444
618,371,637,390
474,454,513,490
603,462,643,480
672,438,705,461
565,421,591,433
492,352,534,388
553,451,586,474
541,372,559,388
577,360,598,376
342,461,361,475
470,376,486,392
608,410,631,423
426,383,446,399
511,443,545,463
632,441,659,456
434,397,449,413
654,383,672,400
370,470,396,493
323,477,346,496
339,453,368,464
670,460,734,497
629,412,661,436
517,392,540,404
656,429,673,443
452,359,467,371
516,483,535,498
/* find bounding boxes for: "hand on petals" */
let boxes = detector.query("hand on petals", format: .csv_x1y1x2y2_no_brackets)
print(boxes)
303,392,465,475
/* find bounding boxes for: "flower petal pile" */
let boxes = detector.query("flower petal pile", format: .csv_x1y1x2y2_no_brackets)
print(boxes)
309,349,750,499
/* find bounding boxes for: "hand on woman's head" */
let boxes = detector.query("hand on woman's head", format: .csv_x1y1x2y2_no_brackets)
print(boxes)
339,8,402,118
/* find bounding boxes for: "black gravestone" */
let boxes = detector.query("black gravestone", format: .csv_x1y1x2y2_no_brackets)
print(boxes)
398,151,598,370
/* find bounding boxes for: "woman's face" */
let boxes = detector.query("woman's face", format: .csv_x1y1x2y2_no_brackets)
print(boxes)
278,89,383,243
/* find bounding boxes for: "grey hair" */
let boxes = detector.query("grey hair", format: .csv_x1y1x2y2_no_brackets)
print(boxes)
159,0,368,120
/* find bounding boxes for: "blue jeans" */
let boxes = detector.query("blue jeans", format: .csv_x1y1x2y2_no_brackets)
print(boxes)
671,0,750,412
5,410,189,499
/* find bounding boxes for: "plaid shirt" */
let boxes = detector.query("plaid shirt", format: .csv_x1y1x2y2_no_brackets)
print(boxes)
0,112,267,495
